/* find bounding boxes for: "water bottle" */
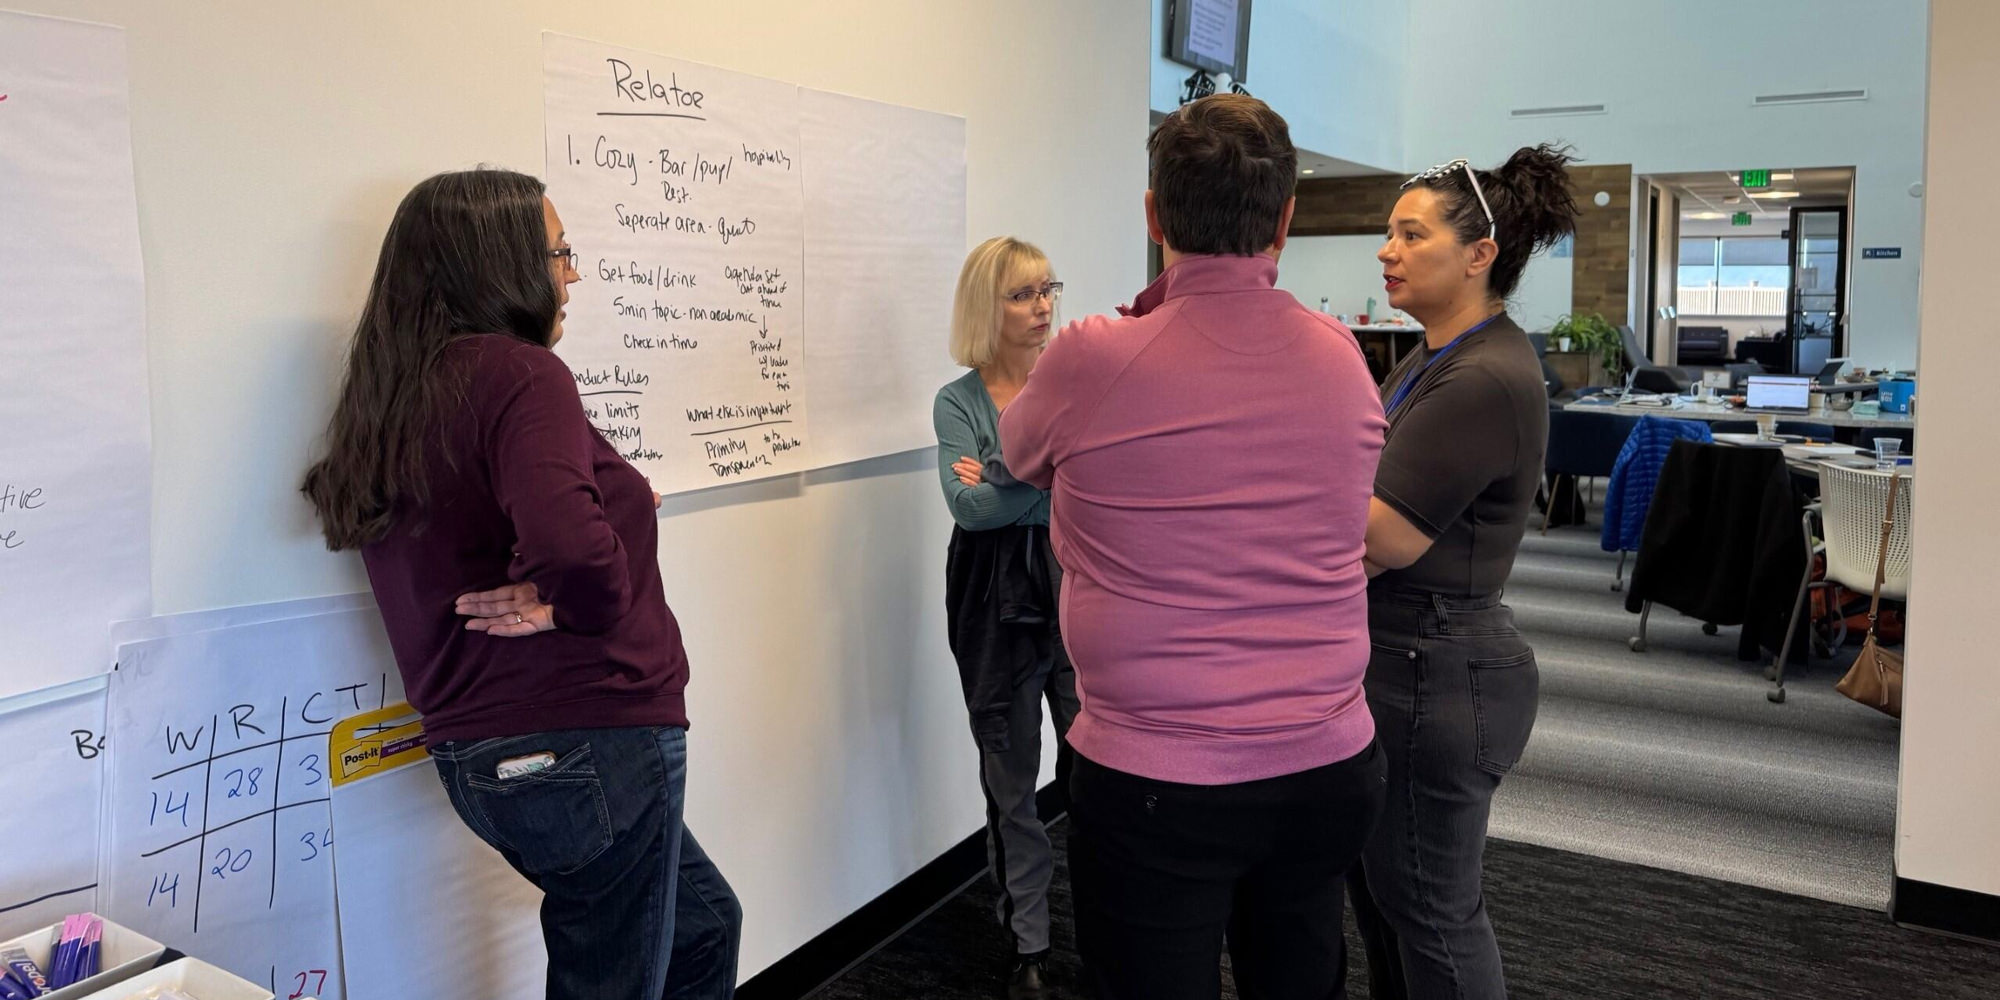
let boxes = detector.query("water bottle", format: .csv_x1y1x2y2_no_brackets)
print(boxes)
1319,296,1330,314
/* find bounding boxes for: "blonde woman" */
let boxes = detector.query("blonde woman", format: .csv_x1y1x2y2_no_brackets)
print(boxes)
935,236,1076,1000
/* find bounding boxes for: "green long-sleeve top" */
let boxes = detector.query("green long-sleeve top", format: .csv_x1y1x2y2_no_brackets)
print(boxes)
933,369,1051,530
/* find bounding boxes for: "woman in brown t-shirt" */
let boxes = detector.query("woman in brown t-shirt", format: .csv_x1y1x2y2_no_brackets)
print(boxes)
1347,146,1580,1000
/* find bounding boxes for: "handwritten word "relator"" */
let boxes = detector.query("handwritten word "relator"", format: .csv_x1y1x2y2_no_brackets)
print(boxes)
608,59,705,110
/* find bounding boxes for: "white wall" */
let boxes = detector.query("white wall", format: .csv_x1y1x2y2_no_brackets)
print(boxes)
1896,0,2000,901
13,0,1148,977
1508,248,1575,333
1151,0,1409,172
1275,236,1396,322
1402,0,1928,369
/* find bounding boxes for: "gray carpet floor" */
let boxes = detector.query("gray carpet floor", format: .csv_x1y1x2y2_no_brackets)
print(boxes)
807,495,1931,998
808,828,2000,999
1494,505,1902,909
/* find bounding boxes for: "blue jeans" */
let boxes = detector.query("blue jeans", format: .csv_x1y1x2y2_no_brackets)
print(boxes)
432,726,742,999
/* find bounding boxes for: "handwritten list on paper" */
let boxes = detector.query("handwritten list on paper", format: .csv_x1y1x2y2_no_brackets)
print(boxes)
0,11,152,698
544,35,811,496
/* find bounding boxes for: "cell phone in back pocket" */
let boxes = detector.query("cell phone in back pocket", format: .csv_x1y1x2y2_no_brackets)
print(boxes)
495,751,556,780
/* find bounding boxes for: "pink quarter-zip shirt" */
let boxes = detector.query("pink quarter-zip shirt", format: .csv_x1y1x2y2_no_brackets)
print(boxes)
1000,254,1386,785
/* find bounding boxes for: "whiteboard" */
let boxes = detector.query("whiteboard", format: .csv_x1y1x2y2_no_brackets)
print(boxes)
102,609,403,1000
0,676,108,937
800,89,967,468
544,34,812,496
0,10,151,697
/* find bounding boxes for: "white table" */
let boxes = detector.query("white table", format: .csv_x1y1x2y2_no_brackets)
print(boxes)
1710,434,1913,477
1562,395,1918,430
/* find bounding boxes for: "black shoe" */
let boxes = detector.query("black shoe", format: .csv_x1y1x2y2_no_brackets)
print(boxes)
1006,952,1050,1000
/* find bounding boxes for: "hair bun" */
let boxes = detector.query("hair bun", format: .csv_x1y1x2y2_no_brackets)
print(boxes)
1495,143,1581,255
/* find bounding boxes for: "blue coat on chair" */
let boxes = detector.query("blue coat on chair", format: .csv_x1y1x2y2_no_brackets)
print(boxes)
1601,416,1714,553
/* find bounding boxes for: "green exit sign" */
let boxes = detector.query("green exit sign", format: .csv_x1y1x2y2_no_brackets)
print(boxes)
1740,169,1772,188
1732,212,1753,226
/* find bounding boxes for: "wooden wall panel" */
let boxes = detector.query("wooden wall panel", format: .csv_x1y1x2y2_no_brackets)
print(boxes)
1568,164,1632,324
1291,174,1405,237
1290,164,1634,324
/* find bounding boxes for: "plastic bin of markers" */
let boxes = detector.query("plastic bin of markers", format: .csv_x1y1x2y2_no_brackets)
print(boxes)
73,958,273,1000
0,917,164,1000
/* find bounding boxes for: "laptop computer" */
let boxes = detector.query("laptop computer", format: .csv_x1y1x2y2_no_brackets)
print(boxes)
1815,356,1851,386
1745,375,1813,413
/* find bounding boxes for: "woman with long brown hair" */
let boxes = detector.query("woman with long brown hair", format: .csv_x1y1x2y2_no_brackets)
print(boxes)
303,168,740,999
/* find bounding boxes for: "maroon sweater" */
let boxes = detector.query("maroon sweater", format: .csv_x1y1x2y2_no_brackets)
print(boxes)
360,334,689,742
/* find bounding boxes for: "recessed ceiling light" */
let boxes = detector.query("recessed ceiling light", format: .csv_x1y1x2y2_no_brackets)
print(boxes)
1686,211,1727,220
1302,168,1315,175
1773,172,1795,180
1749,190,1802,199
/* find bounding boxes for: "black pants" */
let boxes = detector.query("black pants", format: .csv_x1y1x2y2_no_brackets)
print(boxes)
1348,589,1539,1000
975,637,1079,955
1068,742,1386,1000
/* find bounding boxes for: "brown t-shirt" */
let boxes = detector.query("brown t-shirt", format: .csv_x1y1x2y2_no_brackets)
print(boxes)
1373,313,1549,596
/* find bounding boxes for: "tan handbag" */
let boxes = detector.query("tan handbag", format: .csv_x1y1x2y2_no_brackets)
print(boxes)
1836,472,1904,718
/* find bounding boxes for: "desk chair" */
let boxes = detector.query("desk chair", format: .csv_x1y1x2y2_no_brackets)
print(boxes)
1774,465,1913,704
1620,324,1694,393
1626,442,1805,694
1603,417,1712,594
1543,411,1639,561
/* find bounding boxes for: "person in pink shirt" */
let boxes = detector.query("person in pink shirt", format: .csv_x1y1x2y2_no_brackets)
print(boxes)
1000,94,1388,1000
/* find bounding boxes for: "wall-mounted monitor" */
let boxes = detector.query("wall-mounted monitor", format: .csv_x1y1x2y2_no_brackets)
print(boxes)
1165,0,1253,80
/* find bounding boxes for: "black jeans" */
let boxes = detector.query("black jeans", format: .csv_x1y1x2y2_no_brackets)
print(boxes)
1068,742,1386,1000
431,726,742,1000
1348,589,1539,1000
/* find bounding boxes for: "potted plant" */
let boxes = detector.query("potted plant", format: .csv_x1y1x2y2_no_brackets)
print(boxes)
1548,313,1625,382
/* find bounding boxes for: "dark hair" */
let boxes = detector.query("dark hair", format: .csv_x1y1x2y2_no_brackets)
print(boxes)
302,168,560,550
1147,94,1298,255
1410,143,1581,300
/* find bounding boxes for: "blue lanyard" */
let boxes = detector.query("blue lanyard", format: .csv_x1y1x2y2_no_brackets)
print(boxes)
1384,315,1500,416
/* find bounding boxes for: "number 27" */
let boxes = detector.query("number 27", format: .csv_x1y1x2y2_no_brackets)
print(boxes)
289,969,327,999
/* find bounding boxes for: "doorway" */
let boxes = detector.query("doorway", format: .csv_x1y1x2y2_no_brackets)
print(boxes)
1636,167,1854,374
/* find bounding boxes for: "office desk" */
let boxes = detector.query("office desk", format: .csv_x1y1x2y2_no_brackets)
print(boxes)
1562,396,1918,430
1710,435,1914,478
